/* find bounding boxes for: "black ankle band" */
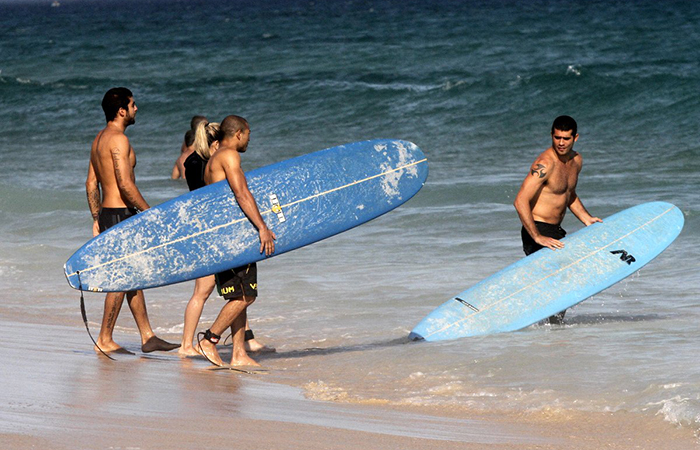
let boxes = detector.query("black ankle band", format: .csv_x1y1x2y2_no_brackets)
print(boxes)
204,329,220,344
244,329,255,341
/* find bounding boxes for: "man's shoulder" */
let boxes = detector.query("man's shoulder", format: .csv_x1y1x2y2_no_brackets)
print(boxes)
571,151,583,168
214,147,242,165
533,148,556,165
96,128,129,151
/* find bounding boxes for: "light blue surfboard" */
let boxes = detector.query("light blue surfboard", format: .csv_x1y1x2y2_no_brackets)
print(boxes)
65,139,428,292
409,202,684,342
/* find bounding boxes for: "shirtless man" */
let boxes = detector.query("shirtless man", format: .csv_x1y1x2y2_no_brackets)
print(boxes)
86,87,180,354
514,115,602,324
197,115,276,367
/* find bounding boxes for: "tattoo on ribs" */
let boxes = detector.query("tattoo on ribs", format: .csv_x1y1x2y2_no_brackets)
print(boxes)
531,164,546,178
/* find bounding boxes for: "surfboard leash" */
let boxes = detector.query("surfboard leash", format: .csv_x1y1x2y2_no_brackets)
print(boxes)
76,271,116,361
197,330,224,367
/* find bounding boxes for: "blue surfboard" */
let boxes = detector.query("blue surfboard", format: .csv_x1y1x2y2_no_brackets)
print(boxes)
409,202,684,342
65,139,428,292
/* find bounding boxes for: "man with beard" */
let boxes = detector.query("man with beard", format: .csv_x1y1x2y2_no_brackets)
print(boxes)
85,87,180,355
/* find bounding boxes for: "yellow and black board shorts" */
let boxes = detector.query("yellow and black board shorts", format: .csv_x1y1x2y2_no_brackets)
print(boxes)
215,263,258,300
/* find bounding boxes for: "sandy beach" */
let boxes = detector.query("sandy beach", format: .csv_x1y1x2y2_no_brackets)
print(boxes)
3,1,700,448
0,315,696,450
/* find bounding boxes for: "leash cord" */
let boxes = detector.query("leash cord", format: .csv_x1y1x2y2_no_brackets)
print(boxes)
77,271,115,361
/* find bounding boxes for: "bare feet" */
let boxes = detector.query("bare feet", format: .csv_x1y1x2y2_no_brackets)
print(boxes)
231,352,261,367
198,339,224,367
245,338,276,353
177,345,202,358
94,343,134,355
141,336,180,353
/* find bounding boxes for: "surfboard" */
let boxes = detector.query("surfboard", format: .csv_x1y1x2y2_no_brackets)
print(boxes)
409,202,684,342
65,139,428,292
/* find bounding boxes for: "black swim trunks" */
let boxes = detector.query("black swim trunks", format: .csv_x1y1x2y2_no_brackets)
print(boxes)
98,207,138,233
521,221,566,256
215,263,258,300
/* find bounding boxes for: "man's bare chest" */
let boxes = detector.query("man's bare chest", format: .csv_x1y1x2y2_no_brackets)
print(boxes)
545,164,578,195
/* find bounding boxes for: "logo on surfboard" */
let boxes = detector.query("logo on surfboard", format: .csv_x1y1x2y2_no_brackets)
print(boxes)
269,193,286,223
610,249,636,265
454,297,479,312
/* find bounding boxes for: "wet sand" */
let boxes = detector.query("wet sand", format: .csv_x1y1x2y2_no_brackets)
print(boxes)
0,317,696,450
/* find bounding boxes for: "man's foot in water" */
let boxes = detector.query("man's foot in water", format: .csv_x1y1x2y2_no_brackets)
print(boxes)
231,352,261,367
94,341,134,355
177,344,202,358
141,336,180,353
245,338,276,353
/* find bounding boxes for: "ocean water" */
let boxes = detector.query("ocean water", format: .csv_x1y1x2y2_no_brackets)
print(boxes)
1,0,699,437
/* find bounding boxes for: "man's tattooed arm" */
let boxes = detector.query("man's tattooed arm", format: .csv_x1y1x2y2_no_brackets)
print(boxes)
111,147,149,211
530,163,546,178
87,188,101,220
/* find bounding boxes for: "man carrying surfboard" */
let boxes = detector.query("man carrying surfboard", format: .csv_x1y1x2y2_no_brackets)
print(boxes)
85,87,180,355
197,115,276,367
514,115,601,324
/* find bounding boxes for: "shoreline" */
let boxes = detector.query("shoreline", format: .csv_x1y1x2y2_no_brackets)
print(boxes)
1,317,697,449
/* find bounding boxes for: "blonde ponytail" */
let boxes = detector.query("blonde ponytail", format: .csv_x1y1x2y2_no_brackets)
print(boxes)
192,121,221,160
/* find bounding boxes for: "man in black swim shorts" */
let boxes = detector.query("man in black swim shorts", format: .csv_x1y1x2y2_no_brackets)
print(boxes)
85,87,179,355
196,115,276,368
521,221,566,257
177,121,273,356
98,207,138,232
514,116,602,324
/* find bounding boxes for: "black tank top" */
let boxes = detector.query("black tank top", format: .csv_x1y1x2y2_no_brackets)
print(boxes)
183,152,207,191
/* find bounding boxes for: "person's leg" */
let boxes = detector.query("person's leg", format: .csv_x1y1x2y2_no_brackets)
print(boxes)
244,319,276,353
198,297,252,366
126,290,180,353
522,222,568,325
95,291,129,353
94,210,133,354
179,275,216,356
231,304,259,366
